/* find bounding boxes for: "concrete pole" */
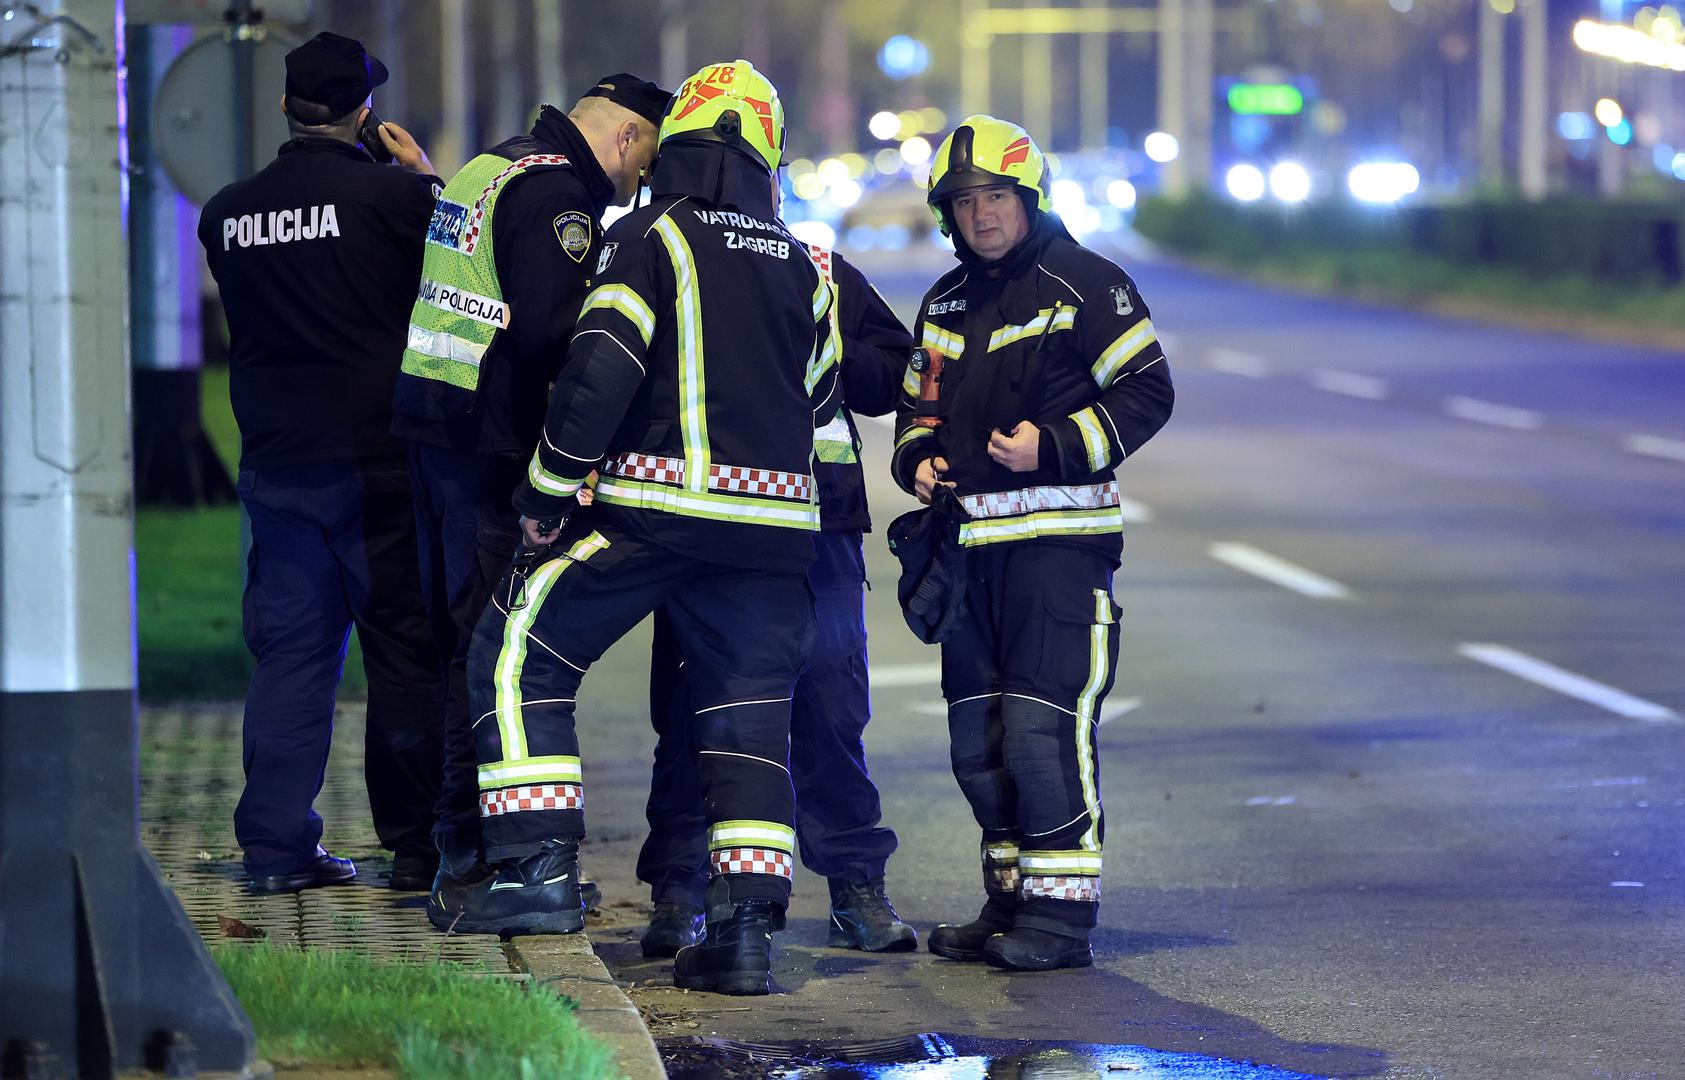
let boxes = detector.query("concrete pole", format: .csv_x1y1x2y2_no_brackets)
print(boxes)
660,0,689,93
1184,0,1215,191
1478,0,1507,190
0,2,254,1073
1518,0,1548,199
377,0,407,122
438,0,470,174
535,0,566,107
1023,0,1054,146
492,0,524,132
1081,0,1109,148
1157,0,1187,194
128,25,202,374
960,0,992,117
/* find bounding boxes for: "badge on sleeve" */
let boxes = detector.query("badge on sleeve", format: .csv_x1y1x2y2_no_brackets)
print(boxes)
1110,283,1134,316
553,211,593,263
595,242,619,276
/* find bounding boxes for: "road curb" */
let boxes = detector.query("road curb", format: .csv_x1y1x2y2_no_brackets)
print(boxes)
511,931,667,1080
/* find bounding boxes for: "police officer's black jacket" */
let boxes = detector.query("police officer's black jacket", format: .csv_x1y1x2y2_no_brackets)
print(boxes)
199,136,440,469
515,140,840,574
390,106,615,457
891,212,1173,561
809,248,911,533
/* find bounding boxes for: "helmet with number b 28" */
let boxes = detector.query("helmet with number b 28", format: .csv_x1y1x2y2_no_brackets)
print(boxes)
926,114,1051,235
659,59,786,174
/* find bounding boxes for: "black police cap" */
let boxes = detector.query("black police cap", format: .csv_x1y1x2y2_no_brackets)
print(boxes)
284,31,389,119
581,73,672,128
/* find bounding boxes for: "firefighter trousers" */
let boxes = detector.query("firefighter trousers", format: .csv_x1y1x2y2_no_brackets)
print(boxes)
465,517,815,906
940,541,1120,934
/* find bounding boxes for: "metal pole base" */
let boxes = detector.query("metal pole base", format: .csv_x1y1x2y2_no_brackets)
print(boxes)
0,691,257,1078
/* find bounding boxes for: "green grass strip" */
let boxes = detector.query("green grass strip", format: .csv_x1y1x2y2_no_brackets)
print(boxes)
214,943,615,1080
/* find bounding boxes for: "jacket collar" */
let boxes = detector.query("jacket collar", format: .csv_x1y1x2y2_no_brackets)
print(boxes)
529,106,616,215
648,141,777,220
277,135,373,163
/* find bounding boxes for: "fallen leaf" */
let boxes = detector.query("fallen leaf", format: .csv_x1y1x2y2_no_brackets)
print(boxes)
216,914,266,939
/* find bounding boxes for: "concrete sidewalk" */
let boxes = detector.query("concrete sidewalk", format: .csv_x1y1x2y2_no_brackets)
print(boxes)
140,704,665,1080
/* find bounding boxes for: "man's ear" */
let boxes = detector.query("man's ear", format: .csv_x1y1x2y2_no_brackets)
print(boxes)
279,93,288,119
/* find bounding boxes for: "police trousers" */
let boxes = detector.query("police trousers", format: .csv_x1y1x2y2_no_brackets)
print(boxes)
940,540,1120,933
466,518,815,906
637,529,898,907
236,460,444,874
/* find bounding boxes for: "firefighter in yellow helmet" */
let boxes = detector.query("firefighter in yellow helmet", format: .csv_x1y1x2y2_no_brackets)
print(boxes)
889,115,1174,970
446,60,842,997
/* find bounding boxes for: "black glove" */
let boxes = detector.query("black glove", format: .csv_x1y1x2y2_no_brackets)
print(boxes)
886,486,970,645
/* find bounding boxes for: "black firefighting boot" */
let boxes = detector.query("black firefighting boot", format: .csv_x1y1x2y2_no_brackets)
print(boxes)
673,877,785,995
927,892,1018,961
427,839,584,936
642,902,706,958
827,877,918,952
983,896,1096,971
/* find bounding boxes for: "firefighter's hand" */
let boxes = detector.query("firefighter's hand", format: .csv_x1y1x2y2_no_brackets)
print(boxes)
519,514,563,551
576,470,598,507
988,422,1041,473
378,120,433,176
914,456,954,505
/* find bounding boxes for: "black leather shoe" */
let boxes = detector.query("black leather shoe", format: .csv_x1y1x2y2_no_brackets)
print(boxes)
673,892,783,996
389,851,437,891
428,840,584,936
828,878,917,952
642,902,705,957
247,848,356,895
927,894,1017,962
982,925,1093,971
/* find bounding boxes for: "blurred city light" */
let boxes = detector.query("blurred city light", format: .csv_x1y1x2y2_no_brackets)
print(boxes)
1607,118,1634,145
899,135,933,167
1143,131,1180,163
1574,18,1685,70
878,34,930,79
789,220,837,250
1557,112,1596,140
1269,161,1312,203
868,110,900,141
792,173,826,201
1672,151,1685,180
1225,163,1267,202
1489,0,1516,14
919,108,949,133
873,148,904,174
817,157,850,185
1653,144,1677,171
1105,179,1138,210
830,177,864,209
1594,97,1624,127
1347,162,1421,204
1227,83,1305,116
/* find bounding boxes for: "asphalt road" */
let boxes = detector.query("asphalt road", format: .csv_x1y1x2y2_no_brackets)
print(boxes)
563,239,1685,1079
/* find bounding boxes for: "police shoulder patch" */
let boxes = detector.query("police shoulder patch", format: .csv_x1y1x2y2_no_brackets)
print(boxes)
595,242,619,276
1110,283,1134,317
553,210,593,263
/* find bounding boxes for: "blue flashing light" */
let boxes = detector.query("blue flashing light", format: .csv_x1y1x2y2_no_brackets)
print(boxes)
1607,119,1633,146
1654,144,1676,171
1671,152,1685,181
878,35,930,80
1557,112,1595,141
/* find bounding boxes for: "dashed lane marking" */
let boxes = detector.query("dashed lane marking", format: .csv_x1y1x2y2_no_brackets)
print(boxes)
1443,396,1545,431
1311,369,1388,400
1625,433,1685,464
1457,643,1676,721
873,663,943,688
1207,542,1353,600
1207,347,1271,377
1118,496,1154,523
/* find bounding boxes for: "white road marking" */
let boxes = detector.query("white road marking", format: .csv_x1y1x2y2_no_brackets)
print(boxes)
1610,881,1645,888
862,413,897,430
1117,496,1154,524
1457,643,1676,721
1207,347,1270,377
873,663,943,688
912,697,1141,724
1207,542,1352,599
1625,433,1685,464
1311,369,1388,400
1443,396,1544,431
1245,795,1297,806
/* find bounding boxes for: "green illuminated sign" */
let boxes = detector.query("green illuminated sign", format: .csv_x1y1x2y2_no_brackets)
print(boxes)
1227,83,1305,116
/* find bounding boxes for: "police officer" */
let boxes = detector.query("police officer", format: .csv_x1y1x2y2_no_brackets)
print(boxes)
389,73,669,901
442,60,838,997
891,116,1174,970
637,238,916,957
198,31,446,894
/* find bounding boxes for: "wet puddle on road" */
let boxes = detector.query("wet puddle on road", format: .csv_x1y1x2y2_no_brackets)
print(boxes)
660,1033,1326,1078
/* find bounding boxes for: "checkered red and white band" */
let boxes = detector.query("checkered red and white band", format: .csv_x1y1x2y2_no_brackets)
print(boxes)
709,847,795,879
1022,875,1101,902
479,783,583,817
961,481,1121,522
602,452,812,502
804,243,834,284
987,865,1022,893
463,154,572,256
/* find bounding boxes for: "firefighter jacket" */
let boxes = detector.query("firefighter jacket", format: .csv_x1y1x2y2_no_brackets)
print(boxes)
515,141,841,573
391,107,614,457
890,213,1173,560
802,244,911,533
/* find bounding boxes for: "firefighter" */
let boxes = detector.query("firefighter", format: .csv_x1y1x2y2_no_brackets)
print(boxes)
637,236,916,956
442,60,839,997
890,116,1174,970
389,73,669,900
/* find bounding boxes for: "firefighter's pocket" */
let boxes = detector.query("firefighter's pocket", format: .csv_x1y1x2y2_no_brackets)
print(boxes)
1035,585,1121,692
